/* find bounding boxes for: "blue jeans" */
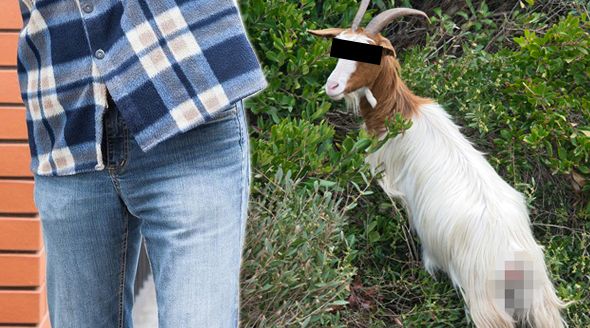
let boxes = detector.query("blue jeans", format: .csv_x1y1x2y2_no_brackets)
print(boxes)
33,96,251,328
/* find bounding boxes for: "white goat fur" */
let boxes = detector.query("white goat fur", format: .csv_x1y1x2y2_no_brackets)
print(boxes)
333,32,568,328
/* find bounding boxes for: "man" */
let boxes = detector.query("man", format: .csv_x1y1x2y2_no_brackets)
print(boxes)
16,0,267,327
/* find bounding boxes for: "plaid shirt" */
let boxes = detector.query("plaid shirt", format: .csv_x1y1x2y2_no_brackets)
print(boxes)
16,0,267,176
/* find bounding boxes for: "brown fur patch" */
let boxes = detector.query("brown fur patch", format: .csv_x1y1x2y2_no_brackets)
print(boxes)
347,33,432,136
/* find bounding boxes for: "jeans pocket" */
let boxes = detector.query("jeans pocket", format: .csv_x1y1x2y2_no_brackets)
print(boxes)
202,103,238,126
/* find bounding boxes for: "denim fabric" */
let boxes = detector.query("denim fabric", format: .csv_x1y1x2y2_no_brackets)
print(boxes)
32,93,251,328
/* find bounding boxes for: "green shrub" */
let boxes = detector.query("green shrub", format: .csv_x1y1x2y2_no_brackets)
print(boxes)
241,170,356,327
251,116,398,193
251,118,338,180
509,14,590,180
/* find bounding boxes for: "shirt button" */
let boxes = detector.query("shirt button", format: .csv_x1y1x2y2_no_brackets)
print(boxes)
82,3,94,13
95,49,105,59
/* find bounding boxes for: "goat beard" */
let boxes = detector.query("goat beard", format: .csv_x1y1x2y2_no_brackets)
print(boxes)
343,87,377,116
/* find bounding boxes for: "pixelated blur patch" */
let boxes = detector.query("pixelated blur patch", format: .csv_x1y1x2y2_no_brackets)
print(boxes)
491,251,541,315
330,38,382,65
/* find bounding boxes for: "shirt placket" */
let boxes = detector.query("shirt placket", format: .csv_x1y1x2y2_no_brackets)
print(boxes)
77,0,106,61
77,0,127,169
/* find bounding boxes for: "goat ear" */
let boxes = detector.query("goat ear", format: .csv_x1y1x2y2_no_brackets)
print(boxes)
307,28,345,38
378,38,397,58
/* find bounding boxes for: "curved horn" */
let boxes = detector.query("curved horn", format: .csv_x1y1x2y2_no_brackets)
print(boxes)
351,0,371,31
365,8,429,35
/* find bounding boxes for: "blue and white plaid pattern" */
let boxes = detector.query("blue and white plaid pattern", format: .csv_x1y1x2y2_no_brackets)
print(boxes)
16,0,267,176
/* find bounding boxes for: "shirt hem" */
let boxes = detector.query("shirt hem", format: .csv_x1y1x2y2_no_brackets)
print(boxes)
30,160,106,177
134,77,268,153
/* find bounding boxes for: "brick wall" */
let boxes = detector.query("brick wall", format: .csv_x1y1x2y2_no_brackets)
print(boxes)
0,1,50,327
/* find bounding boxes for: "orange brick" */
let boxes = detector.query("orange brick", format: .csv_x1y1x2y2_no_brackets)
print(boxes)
0,283,47,324
0,70,22,104
0,106,28,140
0,216,42,251
0,143,32,177
0,249,45,287
0,2,23,30
0,32,19,66
3,312,50,328
0,180,36,214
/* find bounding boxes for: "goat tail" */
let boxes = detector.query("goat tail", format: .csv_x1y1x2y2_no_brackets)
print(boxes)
458,273,514,328
515,277,573,328
515,262,572,328
487,246,570,328
466,295,516,328
457,245,571,328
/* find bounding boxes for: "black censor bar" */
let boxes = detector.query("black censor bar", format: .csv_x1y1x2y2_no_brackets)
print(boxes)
330,38,383,65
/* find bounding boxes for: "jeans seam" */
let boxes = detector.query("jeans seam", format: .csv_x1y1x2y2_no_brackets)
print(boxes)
106,121,113,169
120,122,129,170
118,208,130,328
234,100,247,327
108,170,124,196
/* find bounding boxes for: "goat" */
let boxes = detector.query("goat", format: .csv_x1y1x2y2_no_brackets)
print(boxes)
308,1,570,327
